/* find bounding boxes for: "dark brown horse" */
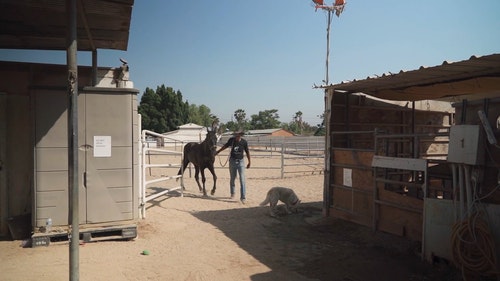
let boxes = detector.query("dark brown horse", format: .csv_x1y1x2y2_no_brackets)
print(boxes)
177,123,219,196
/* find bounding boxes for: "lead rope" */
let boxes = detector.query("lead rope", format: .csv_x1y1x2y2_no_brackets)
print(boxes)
217,146,231,167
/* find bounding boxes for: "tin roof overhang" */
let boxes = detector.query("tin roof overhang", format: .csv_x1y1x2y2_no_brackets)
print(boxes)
0,0,134,51
328,54,500,102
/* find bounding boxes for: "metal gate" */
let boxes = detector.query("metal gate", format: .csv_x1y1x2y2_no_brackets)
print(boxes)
138,129,184,218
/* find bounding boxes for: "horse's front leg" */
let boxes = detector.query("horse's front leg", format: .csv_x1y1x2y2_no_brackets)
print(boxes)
194,168,203,193
200,169,207,196
208,166,217,196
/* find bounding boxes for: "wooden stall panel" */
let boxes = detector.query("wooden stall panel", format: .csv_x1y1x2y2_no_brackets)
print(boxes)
377,187,423,241
333,150,373,166
330,149,374,227
331,150,374,190
378,205,423,241
332,167,373,190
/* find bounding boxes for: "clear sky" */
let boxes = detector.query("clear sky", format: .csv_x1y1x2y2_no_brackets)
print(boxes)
1,0,499,126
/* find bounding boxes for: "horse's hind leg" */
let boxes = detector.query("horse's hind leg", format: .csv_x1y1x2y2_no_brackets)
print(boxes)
177,158,190,190
208,166,217,196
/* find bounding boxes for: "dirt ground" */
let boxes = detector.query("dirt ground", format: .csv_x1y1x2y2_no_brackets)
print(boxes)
0,152,460,281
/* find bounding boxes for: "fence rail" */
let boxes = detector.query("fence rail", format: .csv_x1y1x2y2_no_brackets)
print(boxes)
139,130,185,218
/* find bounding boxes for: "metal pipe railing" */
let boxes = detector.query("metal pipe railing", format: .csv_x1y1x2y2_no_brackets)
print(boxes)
139,130,184,218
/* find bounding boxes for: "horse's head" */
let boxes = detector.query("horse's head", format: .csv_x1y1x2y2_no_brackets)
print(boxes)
204,120,221,150
204,125,219,151
205,129,218,150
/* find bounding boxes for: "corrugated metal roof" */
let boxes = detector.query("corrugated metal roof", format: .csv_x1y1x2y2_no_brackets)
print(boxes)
0,0,134,51
327,54,500,101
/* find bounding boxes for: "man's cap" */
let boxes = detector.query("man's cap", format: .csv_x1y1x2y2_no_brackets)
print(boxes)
233,130,244,136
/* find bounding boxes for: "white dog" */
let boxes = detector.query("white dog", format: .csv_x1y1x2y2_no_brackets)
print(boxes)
260,187,301,217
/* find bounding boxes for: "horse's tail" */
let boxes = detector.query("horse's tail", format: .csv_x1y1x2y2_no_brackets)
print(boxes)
176,157,189,183
177,143,193,176
177,157,189,176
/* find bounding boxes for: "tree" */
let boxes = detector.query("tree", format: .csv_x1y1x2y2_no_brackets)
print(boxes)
188,104,217,127
280,111,323,136
223,120,238,132
234,109,246,124
249,109,280,129
283,120,316,136
314,113,326,136
293,111,304,135
138,87,165,132
138,84,189,132
138,84,220,132
187,104,201,125
233,109,248,131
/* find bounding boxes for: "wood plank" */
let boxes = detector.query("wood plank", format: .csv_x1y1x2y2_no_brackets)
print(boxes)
332,150,374,192
378,187,424,210
333,150,374,167
378,204,423,241
372,155,427,171
332,187,373,218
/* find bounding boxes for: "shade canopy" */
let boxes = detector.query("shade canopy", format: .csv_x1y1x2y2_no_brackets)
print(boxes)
0,0,134,51
328,54,500,102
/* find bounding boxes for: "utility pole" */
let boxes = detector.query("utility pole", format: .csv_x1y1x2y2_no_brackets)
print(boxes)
311,0,346,85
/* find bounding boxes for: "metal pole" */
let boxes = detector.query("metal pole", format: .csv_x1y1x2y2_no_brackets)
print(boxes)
281,142,285,179
141,130,148,218
92,50,97,86
323,89,332,216
0,93,7,236
66,0,79,280
325,10,331,85
138,116,144,219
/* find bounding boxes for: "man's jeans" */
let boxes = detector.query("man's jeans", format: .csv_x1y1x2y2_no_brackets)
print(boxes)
229,158,246,200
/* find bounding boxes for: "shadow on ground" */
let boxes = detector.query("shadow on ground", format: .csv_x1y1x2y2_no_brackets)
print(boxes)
192,202,460,281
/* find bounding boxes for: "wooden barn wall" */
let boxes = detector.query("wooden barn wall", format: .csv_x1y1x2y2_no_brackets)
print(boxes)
329,150,423,241
330,93,451,150
327,92,452,241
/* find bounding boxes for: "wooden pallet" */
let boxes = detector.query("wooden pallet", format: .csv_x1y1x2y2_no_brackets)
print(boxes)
31,224,137,247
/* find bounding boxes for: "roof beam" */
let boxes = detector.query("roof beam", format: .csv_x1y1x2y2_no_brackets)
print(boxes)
372,77,500,101
78,0,96,51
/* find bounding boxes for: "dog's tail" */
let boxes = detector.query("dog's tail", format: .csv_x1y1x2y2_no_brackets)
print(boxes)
259,194,270,206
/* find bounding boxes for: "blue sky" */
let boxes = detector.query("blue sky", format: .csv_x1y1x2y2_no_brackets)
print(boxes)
1,0,499,126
